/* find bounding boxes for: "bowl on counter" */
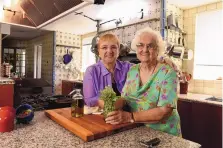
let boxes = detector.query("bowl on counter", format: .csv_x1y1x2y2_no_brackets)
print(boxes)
16,104,34,124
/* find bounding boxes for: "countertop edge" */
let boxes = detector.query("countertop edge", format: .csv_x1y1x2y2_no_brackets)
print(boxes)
178,93,222,106
0,77,15,85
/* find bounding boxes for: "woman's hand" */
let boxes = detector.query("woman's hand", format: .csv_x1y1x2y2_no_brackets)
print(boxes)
105,111,132,125
159,56,178,72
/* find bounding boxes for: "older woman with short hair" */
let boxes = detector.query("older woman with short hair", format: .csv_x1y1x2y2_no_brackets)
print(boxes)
83,33,132,108
105,27,181,136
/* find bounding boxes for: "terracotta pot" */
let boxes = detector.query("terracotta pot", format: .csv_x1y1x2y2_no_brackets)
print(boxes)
0,106,15,132
180,82,188,94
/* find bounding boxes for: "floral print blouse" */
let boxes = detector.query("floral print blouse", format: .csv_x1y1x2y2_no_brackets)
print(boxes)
121,63,182,136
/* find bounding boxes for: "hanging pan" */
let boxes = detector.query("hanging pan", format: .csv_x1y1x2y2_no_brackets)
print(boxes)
63,49,72,65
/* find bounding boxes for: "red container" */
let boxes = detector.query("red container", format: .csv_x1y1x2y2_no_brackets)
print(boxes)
180,82,188,94
0,106,15,132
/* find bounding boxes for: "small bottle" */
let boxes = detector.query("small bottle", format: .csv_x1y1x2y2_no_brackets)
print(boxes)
71,89,84,117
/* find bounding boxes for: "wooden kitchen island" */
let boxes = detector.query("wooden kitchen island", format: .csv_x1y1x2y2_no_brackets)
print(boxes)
0,111,201,148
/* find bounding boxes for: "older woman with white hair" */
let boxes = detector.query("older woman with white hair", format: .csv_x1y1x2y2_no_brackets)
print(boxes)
105,27,181,136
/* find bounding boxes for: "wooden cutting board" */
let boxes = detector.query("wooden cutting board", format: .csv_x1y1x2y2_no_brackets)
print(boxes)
45,108,141,142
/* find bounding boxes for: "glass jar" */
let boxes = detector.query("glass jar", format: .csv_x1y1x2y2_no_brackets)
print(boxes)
71,89,84,117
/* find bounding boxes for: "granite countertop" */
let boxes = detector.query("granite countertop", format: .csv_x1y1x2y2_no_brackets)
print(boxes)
0,77,15,85
0,111,201,148
178,93,222,106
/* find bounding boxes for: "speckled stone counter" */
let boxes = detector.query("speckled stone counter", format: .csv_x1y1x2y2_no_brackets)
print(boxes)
0,77,14,85
178,93,222,106
0,111,201,148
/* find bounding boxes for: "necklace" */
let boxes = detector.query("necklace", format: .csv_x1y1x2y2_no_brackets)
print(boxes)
140,61,158,75
139,61,158,86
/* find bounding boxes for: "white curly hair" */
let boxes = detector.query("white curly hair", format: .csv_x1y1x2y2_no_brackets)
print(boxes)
131,27,165,57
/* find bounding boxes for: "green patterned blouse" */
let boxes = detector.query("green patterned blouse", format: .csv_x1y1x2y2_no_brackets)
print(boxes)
121,63,182,136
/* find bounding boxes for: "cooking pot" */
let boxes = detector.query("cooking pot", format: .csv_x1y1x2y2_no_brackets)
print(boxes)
0,106,15,132
91,35,99,55
119,43,131,56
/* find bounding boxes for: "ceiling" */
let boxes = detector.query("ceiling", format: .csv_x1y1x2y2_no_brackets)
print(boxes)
1,0,88,39
1,0,222,38
42,0,222,35
42,0,151,35
2,0,83,27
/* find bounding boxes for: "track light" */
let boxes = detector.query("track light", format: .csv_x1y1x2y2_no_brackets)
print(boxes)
115,18,122,27
139,9,144,19
82,0,105,5
94,0,105,4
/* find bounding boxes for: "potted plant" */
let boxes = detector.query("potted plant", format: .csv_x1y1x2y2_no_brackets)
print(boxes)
179,72,192,94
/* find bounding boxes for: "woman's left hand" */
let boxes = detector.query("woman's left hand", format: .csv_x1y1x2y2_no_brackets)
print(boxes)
105,111,132,125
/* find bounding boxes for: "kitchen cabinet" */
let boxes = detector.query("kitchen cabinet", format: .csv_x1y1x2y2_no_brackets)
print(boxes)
178,99,222,148
0,84,14,107
62,80,83,95
13,78,24,108
177,100,192,140
191,102,222,148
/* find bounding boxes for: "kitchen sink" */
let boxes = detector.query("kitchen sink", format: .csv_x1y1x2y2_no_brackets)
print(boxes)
205,97,222,102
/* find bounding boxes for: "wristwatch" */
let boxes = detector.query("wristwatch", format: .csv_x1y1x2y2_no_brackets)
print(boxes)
130,112,135,123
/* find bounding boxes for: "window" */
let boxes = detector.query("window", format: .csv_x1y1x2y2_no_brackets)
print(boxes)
3,48,26,77
193,9,223,80
81,37,96,72
16,49,26,77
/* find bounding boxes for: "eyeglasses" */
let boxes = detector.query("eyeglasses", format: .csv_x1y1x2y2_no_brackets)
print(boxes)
136,43,156,50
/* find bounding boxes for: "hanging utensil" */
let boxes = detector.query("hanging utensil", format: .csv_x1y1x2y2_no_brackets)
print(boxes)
63,49,72,65
90,20,100,56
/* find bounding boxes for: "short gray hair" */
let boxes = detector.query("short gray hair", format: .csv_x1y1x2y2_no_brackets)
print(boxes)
131,27,165,56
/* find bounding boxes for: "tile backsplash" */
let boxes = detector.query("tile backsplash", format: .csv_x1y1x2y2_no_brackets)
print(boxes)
188,79,222,97
54,31,82,95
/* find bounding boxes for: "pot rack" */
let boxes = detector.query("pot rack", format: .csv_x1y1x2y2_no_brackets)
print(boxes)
74,8,144,34
74,11,119,35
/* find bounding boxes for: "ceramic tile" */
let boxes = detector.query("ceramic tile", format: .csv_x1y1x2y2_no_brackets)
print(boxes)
194,87,204,93
207,3,217,10
214,80,222,84
197,6,207,13
214,82,222,89
189,8,197,17
188,86,194,92
217,2,223,9
183,10,189,18
203,80,214,88
203,87,214,95
214,89,222,98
